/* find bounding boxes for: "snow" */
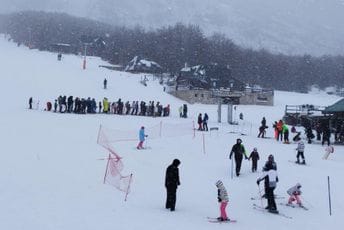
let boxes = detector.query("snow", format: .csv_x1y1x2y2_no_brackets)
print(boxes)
0,35,344,230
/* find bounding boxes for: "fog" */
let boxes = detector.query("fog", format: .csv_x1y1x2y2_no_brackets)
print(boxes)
1,0,344,55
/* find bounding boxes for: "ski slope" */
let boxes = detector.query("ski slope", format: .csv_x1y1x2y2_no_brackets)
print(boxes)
0,35,343,230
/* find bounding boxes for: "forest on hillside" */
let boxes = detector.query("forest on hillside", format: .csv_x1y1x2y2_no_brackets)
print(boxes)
0,11,343,92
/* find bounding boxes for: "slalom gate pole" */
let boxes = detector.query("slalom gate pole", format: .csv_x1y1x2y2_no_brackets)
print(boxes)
103,154,111,184
125,174,133,202
328,176,332,216
202,133,206,154
96,124,102,144
192,121,196,138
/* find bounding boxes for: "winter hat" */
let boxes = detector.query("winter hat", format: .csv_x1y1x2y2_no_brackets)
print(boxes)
268,154,274,161
253,147,257,151
172,159,181,166
237,138,242,143
141,126,145,129
215,180,223,187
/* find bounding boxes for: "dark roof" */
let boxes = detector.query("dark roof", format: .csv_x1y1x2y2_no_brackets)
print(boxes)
323,98,344,113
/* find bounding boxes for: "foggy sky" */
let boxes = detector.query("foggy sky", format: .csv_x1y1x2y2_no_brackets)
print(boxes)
1,0,344,56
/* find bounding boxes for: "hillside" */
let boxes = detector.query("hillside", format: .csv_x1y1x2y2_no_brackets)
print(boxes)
0,36,343,230
1,0,344,56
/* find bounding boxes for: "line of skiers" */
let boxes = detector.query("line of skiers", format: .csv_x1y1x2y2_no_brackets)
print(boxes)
44,96,170,117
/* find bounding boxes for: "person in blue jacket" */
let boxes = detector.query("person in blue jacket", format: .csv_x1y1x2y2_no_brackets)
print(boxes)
137,126,147,149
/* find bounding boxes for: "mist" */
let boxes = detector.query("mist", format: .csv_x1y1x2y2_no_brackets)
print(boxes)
1,0,344,56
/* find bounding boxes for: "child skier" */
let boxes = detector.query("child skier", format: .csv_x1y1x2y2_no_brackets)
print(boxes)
137,126,148,149
215,180,229,221
295,140,306,164
248,147,260,172
287,183,303,206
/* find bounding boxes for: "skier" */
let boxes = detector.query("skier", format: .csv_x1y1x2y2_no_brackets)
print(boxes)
103,97,109,113
178,105,183,118
229,138,248,177
258,125,266,138
305,126,314,144
103,78,107,89
197,113,203,131
276,120,283,141
263,154,277,171
248,147,260,172
215,180,229,221
272,121,278,140
258,117,267,138
137,126,147,149
46,101,52,111
257,159,279,213
203,113,209,131
322,126,331,146
54,99,58,112
287,183,303,207
29,97,33,109
295,140,306,164
165,159,181,211
282,123,290,143
183,104,188,118
98,101,102,113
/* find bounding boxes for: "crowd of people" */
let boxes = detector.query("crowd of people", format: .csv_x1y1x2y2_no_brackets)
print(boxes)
40,96,171,117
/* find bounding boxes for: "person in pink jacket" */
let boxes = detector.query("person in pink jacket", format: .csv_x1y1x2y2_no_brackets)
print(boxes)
215,180,229,221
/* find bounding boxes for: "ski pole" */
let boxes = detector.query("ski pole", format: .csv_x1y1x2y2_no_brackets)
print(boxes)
328,176,332,216
258,183,264,208
231,156,234,179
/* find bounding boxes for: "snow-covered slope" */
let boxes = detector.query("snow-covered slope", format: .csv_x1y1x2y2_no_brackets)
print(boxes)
2,0,344,56
0,36,343,230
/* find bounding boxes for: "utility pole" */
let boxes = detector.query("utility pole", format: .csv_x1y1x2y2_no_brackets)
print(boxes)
82,43,91,70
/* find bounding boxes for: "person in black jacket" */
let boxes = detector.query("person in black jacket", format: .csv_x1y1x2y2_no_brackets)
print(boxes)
248,147,260,172
229,139,248,177
165,159,181,211
29,97,33,109
257,164,279,213
197,113,203,131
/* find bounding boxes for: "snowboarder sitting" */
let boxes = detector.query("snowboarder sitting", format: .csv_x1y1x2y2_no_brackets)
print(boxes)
248,147,260,172
215,180,229,221
293,131,301,142
287,183,303,207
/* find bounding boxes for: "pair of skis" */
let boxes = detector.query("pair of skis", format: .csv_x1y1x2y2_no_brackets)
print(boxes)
252,204,292,219
279,202,308,210
250,195,285,200
207,217,237,223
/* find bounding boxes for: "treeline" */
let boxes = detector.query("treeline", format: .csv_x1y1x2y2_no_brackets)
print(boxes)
0,11,343,92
